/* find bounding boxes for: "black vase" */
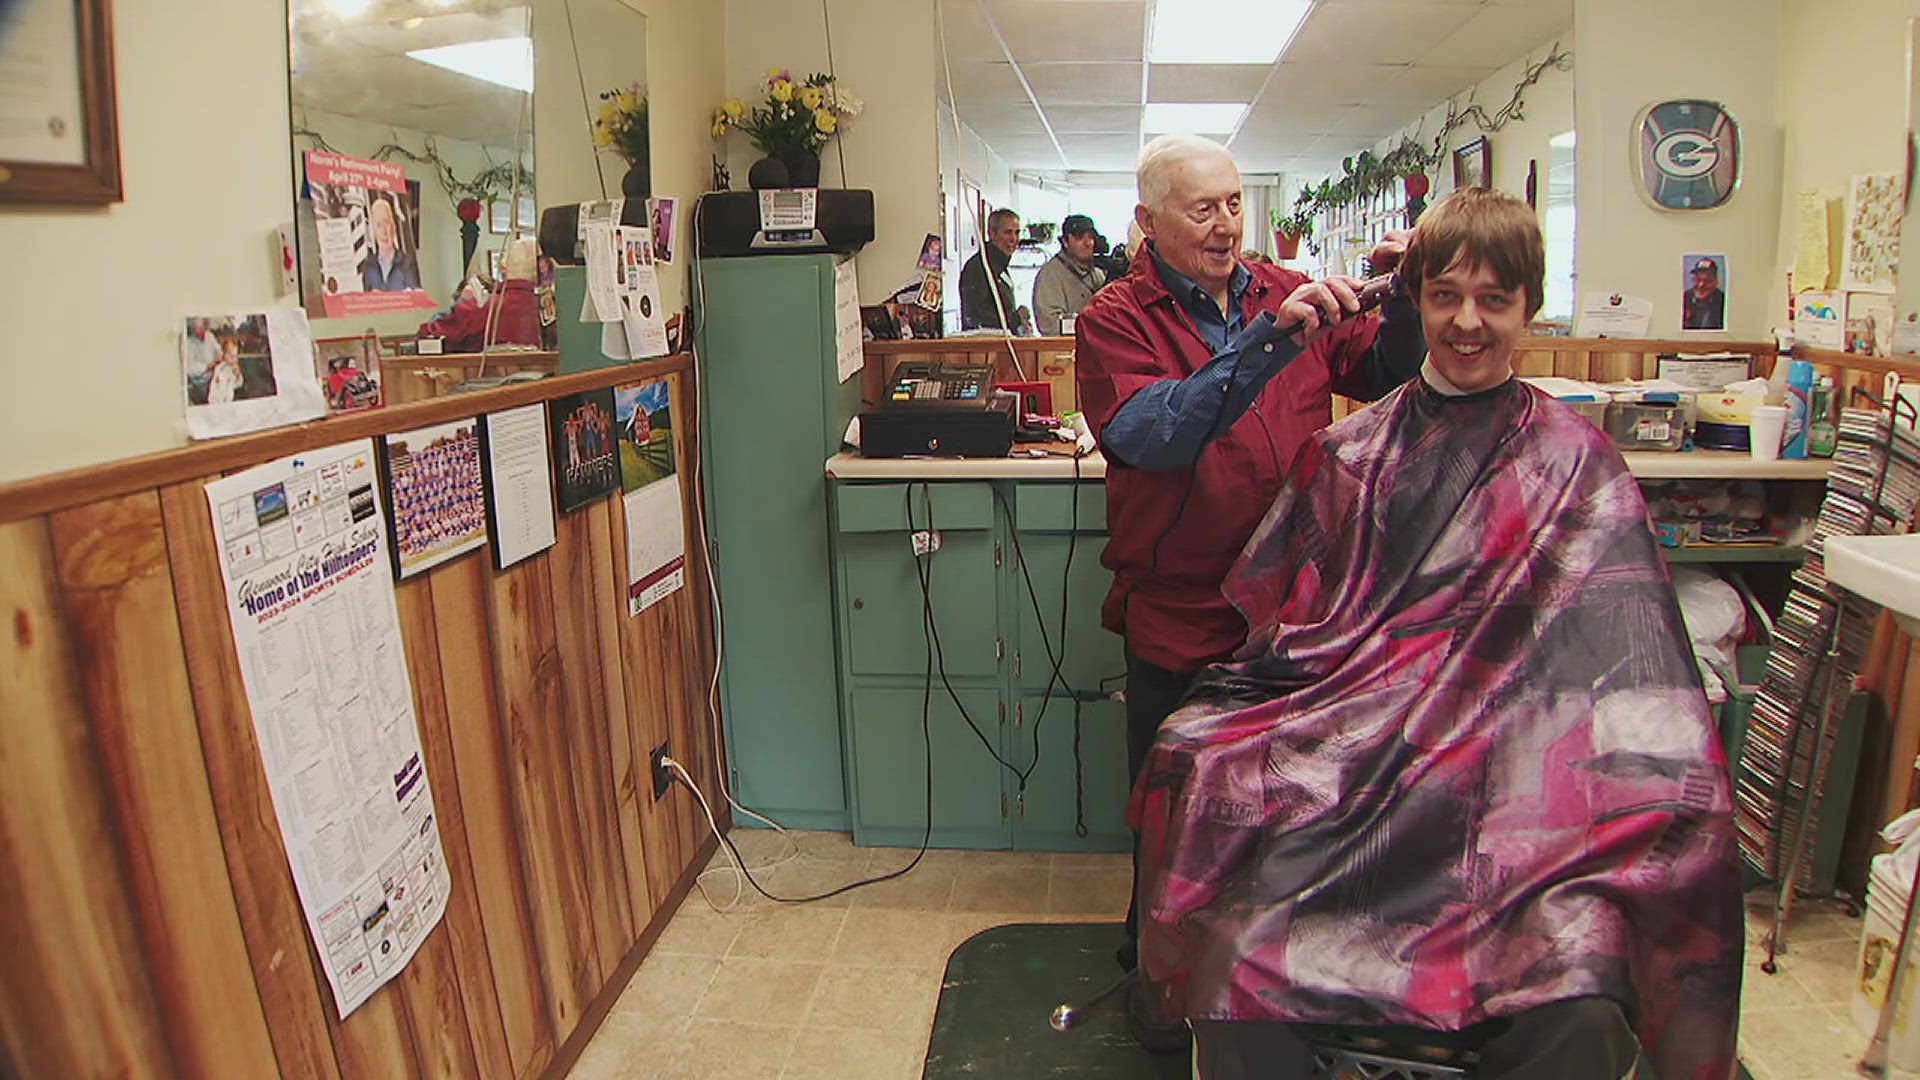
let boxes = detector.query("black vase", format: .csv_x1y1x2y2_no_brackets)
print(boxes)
747,155,790,190
621,159,650,200
779,146,821,188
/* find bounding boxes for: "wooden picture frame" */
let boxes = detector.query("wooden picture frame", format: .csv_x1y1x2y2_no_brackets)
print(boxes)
1453,137,1491,191
0,0,123,204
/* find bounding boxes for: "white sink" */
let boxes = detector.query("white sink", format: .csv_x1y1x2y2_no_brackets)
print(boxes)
1824,535,1920,636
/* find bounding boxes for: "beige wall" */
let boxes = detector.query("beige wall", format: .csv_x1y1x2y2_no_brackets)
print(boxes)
0,0,721,485
1574,0,1784,339
722,0,938,302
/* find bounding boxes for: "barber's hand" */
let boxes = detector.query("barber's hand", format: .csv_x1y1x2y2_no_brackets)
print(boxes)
1367,229,1412,277
1277,276,1364,346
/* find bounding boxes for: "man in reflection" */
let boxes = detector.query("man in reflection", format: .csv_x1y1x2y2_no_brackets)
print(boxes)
1682,257,1725,330
361,194,422,292
1031,213,1107,336
959,207,1026,332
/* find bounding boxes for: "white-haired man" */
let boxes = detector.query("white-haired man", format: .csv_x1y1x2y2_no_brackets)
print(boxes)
1074,133,1426,1051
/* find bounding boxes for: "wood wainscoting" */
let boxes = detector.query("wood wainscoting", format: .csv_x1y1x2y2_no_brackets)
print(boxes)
0,357,722,1079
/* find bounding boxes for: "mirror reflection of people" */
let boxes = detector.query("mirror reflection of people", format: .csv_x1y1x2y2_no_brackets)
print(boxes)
959,208,1023,331
183,317,223,403
1136,188,1741,1080
1032,213,1107,336
416,238,541,350
361,195,422,292
208,337,242,404
1682,257,1725,330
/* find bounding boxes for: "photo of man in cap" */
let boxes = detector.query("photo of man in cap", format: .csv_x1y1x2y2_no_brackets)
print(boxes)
1032,213,1108,336
1682,254,1726,330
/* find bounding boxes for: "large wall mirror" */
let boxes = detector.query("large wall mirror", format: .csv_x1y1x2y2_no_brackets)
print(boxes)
288,0,648,341
933,0,1575,329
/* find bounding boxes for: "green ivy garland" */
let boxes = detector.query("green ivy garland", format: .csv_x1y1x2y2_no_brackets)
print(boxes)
294,127,535,210
1274,44,1571,253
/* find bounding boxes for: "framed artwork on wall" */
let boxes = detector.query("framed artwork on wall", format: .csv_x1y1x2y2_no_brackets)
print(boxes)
0,0,122,203
1453,137,1491,191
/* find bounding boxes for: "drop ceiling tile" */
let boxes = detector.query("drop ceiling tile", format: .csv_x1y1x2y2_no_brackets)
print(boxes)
1259,61,1403,106
1042,104,1145,134
1371,64,1498,107
1236,107,1345,139
1145,64,1271,103
1418,7,1570,69
980,131,1068,163
1329,102,1421,138
984,0,1146,63
1284,2,1480,65
944,61,1037,107
1020,62,1144,103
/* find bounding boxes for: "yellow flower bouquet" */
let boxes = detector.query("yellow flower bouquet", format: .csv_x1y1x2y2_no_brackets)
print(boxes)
591,82,649,166
711,69,862,159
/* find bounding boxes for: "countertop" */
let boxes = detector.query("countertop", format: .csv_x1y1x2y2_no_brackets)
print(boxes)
825,448,1831,482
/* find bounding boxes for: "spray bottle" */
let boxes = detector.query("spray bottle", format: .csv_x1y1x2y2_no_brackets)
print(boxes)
1781,359,1814,459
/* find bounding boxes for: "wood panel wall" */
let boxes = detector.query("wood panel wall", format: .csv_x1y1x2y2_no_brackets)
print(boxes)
0,357,723,1079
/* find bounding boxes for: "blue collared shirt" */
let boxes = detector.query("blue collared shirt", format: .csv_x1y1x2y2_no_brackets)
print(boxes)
1150,248,1252,351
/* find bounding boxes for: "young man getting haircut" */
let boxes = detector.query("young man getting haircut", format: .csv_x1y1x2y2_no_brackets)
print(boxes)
1132,188,1743,1080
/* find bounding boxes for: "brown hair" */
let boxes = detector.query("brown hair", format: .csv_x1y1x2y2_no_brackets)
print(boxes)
1401,187,1545,318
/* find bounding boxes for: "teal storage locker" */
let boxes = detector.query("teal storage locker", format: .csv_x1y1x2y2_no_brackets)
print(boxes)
695,254,863,829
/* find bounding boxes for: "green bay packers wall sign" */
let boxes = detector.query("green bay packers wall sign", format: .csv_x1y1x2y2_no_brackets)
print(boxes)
1636,99,1741,210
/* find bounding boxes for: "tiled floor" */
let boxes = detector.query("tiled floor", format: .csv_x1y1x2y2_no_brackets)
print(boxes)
571,830,1885,1080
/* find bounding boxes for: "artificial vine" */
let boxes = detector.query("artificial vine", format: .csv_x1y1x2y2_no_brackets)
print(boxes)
1277,44,1571,252
294,126,534,210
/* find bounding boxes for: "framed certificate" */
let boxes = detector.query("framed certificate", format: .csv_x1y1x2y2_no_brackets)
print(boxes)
0,0,122,203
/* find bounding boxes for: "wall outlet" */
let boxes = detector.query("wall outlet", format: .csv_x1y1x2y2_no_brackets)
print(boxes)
650,741,671,801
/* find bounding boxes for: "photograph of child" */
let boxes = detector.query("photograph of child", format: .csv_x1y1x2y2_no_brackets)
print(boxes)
547,388,622,512
181,315,279,406
312,336,384,413
917,233,944,271
381,420,488,579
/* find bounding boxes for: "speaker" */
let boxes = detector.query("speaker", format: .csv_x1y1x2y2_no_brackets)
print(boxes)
859,408,1013,459
538,201,648,264
695,190,874,257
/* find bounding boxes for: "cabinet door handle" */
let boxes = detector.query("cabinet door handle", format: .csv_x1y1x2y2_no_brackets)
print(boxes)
998,701,1006,726
994,541,1003,568
1015,701,1023,728
1001,791,1008,818
1013,651,1021,679
995,638,1004,662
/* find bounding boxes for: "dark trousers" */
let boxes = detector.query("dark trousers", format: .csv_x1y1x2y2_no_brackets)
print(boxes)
1192,997,1642,1080
1121,648,1195,971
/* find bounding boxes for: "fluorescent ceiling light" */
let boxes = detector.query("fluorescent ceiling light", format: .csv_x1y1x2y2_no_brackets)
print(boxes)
1550,130,1576,148
329,0,372,15
1149,0,1312,64
406,37,533,93
1143,102,1249,134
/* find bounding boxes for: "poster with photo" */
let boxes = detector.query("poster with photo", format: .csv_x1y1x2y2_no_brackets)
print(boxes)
304,150,437,318
1681,254,1727,331
312,334,384,414
649,196,676,264
1846,292,1895,356
614,380,684,616
379,419,488,579
548,388,621,513
181,309,329,439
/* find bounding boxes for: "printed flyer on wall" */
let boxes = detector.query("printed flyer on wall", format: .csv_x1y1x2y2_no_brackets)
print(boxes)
204,440,451,1018
303,150,438,318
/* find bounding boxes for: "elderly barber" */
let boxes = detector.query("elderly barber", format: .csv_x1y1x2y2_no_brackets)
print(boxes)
1032,213,1106,335
1073,133,1426,1052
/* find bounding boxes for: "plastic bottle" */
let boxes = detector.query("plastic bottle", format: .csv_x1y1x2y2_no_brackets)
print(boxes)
1781,359,1814,459
1809,376,1837,458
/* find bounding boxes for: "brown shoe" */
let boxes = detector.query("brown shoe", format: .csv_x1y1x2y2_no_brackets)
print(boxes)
1126,978,1192,1053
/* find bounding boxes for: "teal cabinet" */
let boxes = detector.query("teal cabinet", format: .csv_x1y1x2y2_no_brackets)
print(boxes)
697,255,863,830
831,473,1128,852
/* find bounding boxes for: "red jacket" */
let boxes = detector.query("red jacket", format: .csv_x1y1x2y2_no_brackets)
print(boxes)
417,279,541,351
1076,256,1387,674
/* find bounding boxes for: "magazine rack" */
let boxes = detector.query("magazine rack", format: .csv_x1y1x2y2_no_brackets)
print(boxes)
1745,390,1920,972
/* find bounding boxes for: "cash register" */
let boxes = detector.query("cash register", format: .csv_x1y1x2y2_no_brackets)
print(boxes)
859,361,1015,457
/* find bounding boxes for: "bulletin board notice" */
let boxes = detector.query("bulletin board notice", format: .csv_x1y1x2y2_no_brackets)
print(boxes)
204,439,450,1018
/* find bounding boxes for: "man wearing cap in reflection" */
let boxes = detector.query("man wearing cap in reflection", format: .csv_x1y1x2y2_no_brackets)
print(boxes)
1032,213,1108,336
1682,257,1725,330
